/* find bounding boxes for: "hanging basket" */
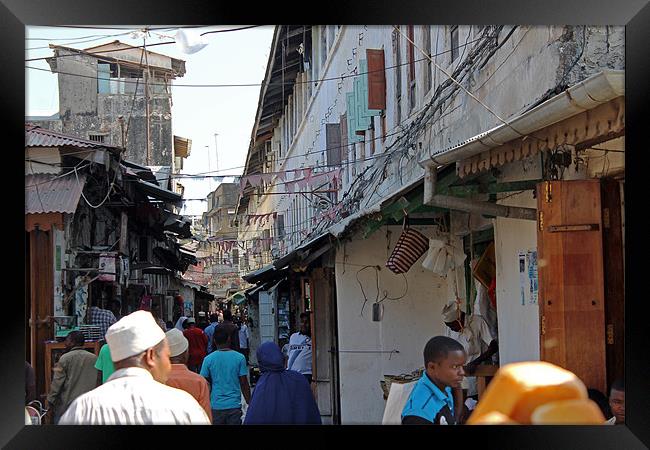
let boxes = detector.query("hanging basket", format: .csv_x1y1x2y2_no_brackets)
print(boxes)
380,367,425,399
386,216,429,274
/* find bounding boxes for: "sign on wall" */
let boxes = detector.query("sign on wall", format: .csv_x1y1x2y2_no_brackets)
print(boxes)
518,249,538,306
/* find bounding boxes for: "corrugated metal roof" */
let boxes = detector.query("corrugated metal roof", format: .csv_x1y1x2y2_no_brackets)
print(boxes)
25,173,87,214
25,124,121,150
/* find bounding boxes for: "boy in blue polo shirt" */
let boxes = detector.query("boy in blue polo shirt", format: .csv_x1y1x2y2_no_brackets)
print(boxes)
402,336,466,425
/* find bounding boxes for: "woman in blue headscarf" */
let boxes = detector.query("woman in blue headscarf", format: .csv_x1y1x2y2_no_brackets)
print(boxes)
244,341,321,424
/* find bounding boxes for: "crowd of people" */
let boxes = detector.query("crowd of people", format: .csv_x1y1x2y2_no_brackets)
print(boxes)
32,306,320,425
27,296,625,426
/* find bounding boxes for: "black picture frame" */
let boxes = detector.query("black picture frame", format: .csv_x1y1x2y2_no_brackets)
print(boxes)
6,0,649,448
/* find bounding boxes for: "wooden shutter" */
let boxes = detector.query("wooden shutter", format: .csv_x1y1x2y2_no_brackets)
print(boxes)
346,93,362,143
407,26,415,81
326,123,342,166
359,59,382,118
367,49,386,110
537,180,606,393
262,229,271,252
340,114,349,160
354,76,371,133
275,214,285,239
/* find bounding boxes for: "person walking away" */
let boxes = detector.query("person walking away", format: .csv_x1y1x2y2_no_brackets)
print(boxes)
109,300,122,321
183,317,208,372
287,312,313,384
47,331,98,424
87,298,117,339
238,318,250,365
165,328,212,421
217,309,240,352
94,339,115,386
175,315,188,331
58,310,210,424
401,336,466,425
204,314,219,354
150,304,167,331
200,327,251,425
244,342,321,425
606,379,625,424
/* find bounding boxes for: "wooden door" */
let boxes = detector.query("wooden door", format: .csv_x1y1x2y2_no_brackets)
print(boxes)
537,180,606,393
601,179,625,390
29,229,54,400
309,268,340,424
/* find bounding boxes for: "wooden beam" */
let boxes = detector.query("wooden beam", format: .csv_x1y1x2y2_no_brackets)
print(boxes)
439,179,541,197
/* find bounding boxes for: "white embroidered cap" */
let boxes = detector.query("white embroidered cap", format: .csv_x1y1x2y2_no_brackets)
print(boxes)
106,310,166,362
165,328,189,358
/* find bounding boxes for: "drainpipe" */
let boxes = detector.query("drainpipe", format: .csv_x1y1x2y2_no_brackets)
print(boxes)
423,165,536,221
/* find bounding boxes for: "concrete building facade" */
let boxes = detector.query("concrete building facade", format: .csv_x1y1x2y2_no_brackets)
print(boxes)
239,25,624,423
29,41,186,168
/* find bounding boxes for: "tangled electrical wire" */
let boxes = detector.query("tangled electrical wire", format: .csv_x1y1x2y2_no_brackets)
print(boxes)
356,265,409,318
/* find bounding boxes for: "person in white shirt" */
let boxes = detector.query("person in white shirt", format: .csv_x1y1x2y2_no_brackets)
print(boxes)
238,318,250,364
59,310,210,425
287,312,312,384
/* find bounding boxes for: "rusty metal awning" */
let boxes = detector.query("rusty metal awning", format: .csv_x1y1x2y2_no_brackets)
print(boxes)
25,124,122,152
25,173,87,215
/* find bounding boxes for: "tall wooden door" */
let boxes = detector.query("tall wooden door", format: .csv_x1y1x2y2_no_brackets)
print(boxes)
601,178,625,390
310,267,341,424
29,229,54,399
537,180,607,393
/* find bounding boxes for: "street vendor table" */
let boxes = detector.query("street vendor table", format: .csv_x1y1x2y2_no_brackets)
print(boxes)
474,364,499,399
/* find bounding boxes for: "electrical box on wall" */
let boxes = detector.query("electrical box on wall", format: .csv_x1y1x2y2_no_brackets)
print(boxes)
372,303,383,322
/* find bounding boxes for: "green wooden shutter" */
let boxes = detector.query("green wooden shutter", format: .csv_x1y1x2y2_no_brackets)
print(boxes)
346,92,363,143
354,76,371,132
98,63,111,94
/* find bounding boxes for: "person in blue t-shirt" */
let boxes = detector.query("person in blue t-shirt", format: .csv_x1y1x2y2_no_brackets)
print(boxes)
200,326,251,425
401,336,466,425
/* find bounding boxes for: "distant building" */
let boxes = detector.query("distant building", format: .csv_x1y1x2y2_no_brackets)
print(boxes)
27,40,186,168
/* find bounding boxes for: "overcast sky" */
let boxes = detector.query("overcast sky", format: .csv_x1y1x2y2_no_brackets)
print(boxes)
26,25,274,217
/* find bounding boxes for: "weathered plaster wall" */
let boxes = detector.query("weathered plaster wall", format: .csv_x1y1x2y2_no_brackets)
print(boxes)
334,225,463,424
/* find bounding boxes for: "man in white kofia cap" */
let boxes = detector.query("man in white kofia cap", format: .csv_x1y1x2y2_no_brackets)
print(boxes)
59,310,210,424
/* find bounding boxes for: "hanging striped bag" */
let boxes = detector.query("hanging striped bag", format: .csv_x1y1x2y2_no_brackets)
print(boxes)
386,216,430,274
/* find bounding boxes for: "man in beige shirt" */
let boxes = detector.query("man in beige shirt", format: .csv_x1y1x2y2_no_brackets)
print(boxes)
165,328,212,421
47,331,98,423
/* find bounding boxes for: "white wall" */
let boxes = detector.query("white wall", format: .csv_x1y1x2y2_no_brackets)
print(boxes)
494,158,542,364
334,225,463,424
